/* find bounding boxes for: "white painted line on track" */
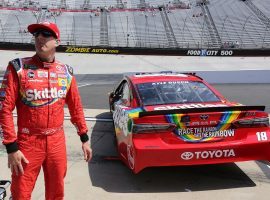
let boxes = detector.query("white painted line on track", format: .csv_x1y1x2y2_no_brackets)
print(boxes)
64,116,113,122
78,83,92,88
12,114,113,122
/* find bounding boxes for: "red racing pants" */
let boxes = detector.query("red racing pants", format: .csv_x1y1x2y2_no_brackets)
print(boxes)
11,130,67,200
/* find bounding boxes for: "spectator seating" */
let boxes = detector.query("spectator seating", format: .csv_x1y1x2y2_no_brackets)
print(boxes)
0,0,269,49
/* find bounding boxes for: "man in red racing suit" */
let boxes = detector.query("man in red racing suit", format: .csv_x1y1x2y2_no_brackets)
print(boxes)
0,22,92,200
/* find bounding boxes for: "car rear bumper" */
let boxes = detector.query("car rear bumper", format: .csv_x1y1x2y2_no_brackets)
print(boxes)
131,138,270,173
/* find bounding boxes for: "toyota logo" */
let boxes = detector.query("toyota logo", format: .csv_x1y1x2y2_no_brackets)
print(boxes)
200,114,209,120
181,152,194,160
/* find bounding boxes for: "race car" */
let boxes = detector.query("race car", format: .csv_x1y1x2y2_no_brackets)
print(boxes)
109,72,270,173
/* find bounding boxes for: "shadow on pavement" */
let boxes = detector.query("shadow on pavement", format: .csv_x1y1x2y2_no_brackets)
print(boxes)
255,161,270,180
90,112,118,158
89,114,256,193
89,161,255,193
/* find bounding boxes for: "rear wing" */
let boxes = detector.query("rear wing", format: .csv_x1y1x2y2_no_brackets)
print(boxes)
138,105,266,118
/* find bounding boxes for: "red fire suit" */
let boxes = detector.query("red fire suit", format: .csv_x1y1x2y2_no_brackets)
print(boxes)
0,54,89,200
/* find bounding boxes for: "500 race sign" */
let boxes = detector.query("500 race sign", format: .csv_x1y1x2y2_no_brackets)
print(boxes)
186,49,234,56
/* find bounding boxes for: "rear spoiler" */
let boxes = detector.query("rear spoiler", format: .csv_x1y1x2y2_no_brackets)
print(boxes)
139,105,266,118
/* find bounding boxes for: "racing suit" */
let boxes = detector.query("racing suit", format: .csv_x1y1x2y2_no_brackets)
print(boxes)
0,54,89,200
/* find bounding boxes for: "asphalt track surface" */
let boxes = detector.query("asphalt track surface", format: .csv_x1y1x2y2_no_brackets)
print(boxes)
76,74,270,113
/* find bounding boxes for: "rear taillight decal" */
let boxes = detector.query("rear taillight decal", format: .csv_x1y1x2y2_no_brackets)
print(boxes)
217,111,241,130
132,123,176,133
233,117,269,128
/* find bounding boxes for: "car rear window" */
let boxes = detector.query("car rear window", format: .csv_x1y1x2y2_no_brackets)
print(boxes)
136,81,220,105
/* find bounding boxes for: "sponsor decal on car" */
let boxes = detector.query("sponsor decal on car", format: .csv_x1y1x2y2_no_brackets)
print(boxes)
152,81,189,85
181,149,235,160
134,73,188,78
177,127,235,136
113,106,143,136
166,111,241,143
184,121,219,126
113,106,131,136
154,103,227,110
200,114,209,120
181,152,194,160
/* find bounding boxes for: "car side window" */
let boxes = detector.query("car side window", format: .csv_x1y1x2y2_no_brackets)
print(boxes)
120,83,130,106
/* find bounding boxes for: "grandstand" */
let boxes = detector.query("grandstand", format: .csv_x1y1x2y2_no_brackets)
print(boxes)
0,0,269,49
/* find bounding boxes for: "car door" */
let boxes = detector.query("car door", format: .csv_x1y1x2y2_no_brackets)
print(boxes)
111,80,138,168
112,80,134,141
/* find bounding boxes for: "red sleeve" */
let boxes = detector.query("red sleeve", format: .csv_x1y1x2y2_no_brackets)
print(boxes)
65,76,88,136
0,64,19,147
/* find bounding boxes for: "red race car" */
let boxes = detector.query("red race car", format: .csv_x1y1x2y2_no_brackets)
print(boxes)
109,72,270,173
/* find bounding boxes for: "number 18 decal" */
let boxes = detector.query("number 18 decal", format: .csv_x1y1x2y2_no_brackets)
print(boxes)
256,132,268,141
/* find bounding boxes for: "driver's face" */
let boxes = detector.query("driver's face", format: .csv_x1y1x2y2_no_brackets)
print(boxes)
34,30,58,53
